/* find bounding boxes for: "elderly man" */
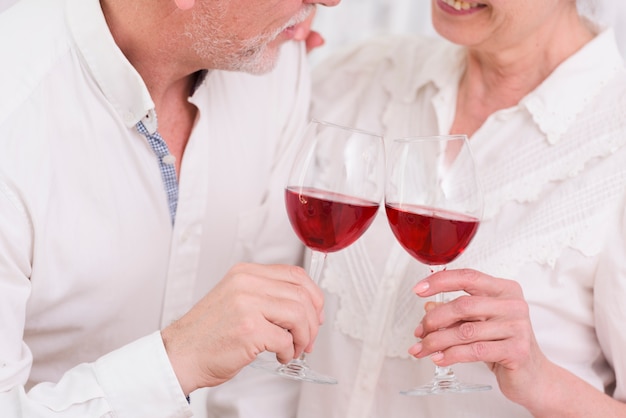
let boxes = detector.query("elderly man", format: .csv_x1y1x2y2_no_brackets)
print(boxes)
0,0,339,416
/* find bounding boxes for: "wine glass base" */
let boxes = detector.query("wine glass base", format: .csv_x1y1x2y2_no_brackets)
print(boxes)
401,379,492,396
251,358,338,385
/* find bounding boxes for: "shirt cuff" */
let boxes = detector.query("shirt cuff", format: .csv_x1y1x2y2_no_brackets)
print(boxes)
94,331,192,417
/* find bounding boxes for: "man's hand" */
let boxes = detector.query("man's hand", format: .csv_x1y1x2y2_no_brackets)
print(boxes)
161,263,324,395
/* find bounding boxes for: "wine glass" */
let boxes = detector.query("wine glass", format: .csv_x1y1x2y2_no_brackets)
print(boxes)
254,119,385,384
384,134,491,395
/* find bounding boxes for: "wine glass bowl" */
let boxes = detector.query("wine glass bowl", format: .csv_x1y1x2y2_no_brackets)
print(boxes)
384,134,491,395
255,119,385,384
284,188,380,253
385,204,480,266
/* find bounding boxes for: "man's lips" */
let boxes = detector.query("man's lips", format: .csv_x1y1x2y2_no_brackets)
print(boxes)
281,25,297,40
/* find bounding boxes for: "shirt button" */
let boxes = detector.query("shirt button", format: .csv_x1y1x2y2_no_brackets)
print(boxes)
181,223,202,243
163,155,176,165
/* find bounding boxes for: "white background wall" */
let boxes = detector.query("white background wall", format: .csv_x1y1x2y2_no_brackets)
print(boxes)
0,0,14,12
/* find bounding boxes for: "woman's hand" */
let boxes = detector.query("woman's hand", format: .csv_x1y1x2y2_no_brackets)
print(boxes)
411,268,550,407
412,268,626,417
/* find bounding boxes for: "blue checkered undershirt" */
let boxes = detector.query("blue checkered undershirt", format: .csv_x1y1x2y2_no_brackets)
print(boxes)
136,121,179,224
135,121,187,403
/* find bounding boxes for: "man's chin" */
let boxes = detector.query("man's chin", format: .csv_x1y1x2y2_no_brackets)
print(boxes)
237,45,281,75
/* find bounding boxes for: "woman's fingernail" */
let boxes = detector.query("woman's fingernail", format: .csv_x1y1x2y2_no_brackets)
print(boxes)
409,342,423,357
415,323,424,338
431,351,444,363
414,280,429,294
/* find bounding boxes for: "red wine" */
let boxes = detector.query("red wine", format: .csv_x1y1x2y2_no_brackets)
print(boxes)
385,203,479,265
285,187,379,253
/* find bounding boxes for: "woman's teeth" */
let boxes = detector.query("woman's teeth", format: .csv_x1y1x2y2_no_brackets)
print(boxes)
443,0,480,10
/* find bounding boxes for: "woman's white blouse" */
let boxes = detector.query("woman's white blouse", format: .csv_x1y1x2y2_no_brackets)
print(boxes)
298,28,626,418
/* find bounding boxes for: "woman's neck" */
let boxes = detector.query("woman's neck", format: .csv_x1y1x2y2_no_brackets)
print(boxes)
451,15,596,137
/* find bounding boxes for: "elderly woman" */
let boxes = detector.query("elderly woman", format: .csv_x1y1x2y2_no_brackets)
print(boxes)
294,0,626,417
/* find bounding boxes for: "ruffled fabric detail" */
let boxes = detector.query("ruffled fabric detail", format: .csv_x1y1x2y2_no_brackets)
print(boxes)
320,215,428,360
460,150,626,281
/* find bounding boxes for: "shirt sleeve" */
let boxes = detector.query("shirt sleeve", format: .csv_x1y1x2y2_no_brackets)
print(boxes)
594,191,626,401
1,333,192,418
0,180,192,417
0,176,32,381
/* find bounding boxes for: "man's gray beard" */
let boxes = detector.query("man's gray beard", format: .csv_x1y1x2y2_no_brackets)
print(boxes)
217,33,280,75
188,5,313,74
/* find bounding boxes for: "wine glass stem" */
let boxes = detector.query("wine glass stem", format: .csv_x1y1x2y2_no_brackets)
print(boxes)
431,265,453,380
298,250,327,364
309,250,327,284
